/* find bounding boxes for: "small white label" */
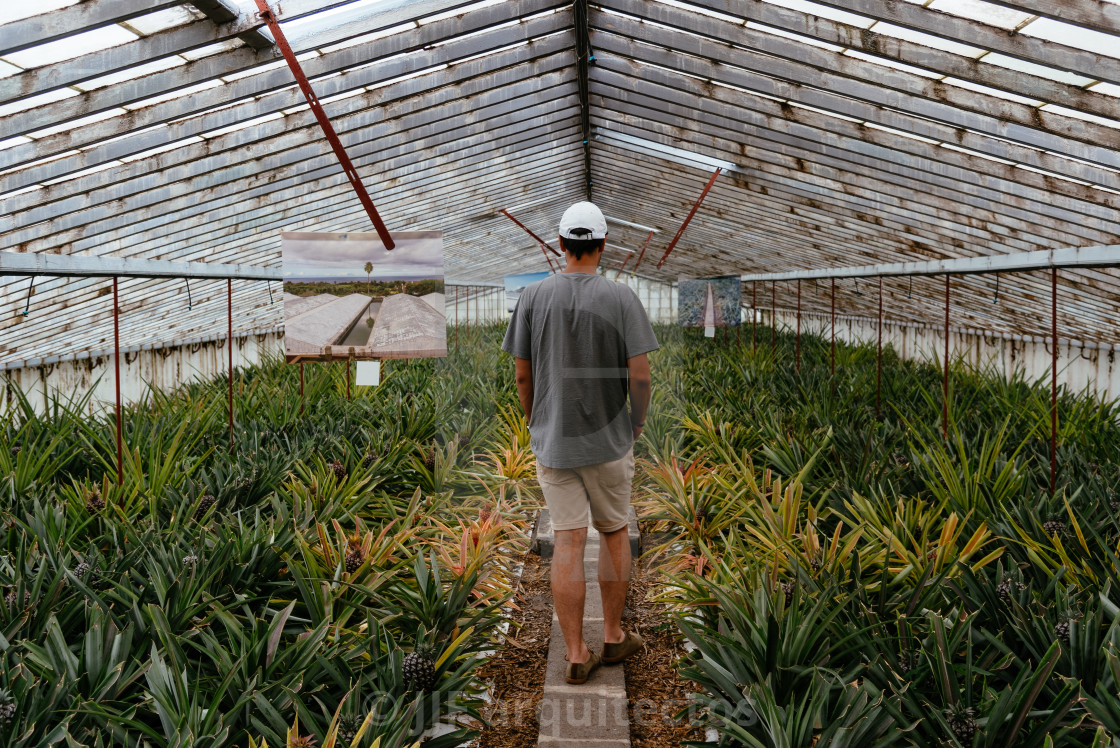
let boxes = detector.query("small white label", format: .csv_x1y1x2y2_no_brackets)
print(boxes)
355,360,381,386
704,326,715,338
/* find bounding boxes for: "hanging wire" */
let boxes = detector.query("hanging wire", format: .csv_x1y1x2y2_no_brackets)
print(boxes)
185,279,192,310
993,273,1000,304
855,278,863,297
22,276,35,316
268,281,274,304
907,276,913,300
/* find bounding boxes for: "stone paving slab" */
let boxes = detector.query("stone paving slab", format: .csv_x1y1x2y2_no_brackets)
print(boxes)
531,508,641,559
537,527,631,748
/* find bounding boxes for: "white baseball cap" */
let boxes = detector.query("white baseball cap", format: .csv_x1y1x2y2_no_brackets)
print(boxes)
558,201,608,241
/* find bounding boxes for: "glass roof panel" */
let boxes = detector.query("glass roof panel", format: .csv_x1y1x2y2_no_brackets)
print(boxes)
0,0,77,25
27,108,131,139
869,21,986,57
844,49,944,78
3,25,138,68
179,39,245,61
755,0,874,29
943,77,1043,105
1020,17,1120,60
72,56,186,92
1090,82,1120,98
124,6,206,36
926,0,1033,30
1039,103,1120,130
746,22,845,52
0,87,77,118
979,53,1096,86
0,60,22,79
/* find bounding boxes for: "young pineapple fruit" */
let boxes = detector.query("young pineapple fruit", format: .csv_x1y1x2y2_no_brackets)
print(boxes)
403,644,437,692
944,705,978,745
337,715,363,744
194,494,217,520
84,484,105,513
1042,519,1066,537
423,449,437,472
1055,619,1071,642
344,530,365,574
330,460,347,482
0,688,14,725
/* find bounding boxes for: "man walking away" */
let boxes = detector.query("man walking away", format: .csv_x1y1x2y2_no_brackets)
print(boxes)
501,201,658,684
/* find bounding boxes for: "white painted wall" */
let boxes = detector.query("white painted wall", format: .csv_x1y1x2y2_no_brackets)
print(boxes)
769,310,1120,401
446,275,679,325
1,330,284,418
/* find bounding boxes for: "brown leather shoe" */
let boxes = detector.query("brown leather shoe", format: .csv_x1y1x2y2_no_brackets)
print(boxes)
565,645,601,684
602,630,644,664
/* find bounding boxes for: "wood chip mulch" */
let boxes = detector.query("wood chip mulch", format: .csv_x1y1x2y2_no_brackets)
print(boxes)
470,552,553,748
623,548,706,748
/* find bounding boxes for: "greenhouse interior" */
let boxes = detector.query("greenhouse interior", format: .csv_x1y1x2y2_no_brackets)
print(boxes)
2,0,1120,746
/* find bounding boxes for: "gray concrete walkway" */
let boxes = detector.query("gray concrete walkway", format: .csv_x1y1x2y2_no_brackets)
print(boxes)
536,516,634,748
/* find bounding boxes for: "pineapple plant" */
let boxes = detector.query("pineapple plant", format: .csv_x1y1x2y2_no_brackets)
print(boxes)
403,643,437,692
329,459,347,482
423,449,437,472
8,444,19,456
182,554,199,569
361,450,376,468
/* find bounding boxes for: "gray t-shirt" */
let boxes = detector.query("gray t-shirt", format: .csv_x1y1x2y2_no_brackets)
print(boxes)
501,273,659,469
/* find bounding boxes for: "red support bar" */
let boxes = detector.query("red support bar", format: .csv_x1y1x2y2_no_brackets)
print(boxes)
656,168,722,269
752,281,757,350
876,276,883,421
500,209,561,256
254,0,394,250
228,278,234,454
795,279,801,373
113,277,123,487
943,275,950,441
613,252,632,279
771,281,776,350
830,278,835,377
629,230,655,275
1051,268,1059,495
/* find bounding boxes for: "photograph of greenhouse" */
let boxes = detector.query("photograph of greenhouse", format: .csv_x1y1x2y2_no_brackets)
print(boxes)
678,275,742,327
282,231,446,361
3,0,1120,747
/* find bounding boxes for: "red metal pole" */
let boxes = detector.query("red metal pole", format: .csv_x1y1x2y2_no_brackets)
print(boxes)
943,274,950,441
500,209,561,257
796,279,801,373
1051,268,1058,495
657,168,722,269
877,276,883,421
228,278,234,454
254,0,394,249
830,278,835,376
113,277,123,487
771,281,776,350
629,231,655,276
752,281,757,350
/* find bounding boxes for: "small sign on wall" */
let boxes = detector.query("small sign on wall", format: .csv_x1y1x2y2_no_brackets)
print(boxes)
355,360,381,387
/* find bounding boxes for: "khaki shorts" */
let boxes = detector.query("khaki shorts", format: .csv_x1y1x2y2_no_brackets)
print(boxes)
537,448,636,533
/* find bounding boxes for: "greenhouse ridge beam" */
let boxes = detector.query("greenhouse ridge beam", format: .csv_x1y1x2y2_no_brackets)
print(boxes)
740,246,1120,283
0,253,281,281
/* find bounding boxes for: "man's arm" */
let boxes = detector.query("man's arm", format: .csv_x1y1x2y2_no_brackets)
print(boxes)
514,357,534,424
627,353,651,441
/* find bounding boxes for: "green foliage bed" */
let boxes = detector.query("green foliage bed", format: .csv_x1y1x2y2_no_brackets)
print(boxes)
0,326,530,748
640,325,1120,747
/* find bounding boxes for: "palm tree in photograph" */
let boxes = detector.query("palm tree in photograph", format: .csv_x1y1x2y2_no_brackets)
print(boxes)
364,261,373,294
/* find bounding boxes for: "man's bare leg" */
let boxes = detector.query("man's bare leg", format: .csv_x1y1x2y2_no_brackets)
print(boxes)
599,525,631,645
552,527,592,664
